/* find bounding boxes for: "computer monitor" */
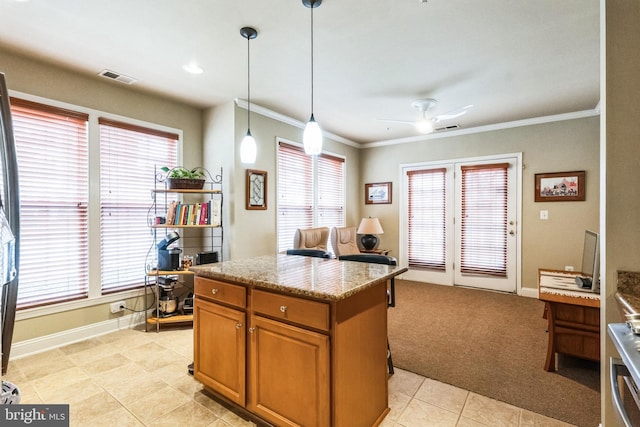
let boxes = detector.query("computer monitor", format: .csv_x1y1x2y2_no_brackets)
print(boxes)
578,230,599,292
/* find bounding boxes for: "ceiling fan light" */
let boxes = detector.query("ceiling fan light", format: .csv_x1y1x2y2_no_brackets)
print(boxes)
415,119,434,134
240,131,257,164
303,115,323,155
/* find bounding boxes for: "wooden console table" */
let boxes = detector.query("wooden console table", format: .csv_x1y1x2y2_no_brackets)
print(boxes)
538,269,600,372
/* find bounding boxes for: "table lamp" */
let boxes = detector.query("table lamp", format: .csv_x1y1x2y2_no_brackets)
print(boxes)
357,217,384,251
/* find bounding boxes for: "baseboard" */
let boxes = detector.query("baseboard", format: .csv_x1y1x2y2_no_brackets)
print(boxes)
9,311,148,360
520,286,539,299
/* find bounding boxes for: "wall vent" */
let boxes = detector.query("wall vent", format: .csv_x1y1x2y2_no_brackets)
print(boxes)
98,69,137,85
434,124,460,132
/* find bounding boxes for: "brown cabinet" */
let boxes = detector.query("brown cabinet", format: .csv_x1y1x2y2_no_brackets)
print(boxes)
248,314,330,426
193,275,390,427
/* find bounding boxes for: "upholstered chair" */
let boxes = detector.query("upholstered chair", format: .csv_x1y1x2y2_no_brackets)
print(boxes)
330,226,361,257
293,227,330,250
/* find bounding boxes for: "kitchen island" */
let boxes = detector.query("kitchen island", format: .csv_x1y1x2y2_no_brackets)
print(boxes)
190,253,407,427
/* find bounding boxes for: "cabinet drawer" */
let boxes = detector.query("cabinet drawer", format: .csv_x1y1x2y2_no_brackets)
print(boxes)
195,277,246,308
252,289,329,332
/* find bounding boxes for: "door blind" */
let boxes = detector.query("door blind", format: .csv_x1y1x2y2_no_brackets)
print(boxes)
460,163,508,277
99,118,178,293
407,168,447,270
9,98,90,309
316,152,345,234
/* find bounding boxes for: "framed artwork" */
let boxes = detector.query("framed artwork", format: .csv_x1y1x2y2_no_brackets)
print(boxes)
246,169,267,210
365,182,392,205
534,171,585,202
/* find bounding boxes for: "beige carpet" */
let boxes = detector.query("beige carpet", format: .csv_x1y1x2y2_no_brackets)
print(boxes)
387,280,600,427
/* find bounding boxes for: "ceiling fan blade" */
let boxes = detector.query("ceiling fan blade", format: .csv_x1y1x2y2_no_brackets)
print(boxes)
433,104,474,122
377,119,415,125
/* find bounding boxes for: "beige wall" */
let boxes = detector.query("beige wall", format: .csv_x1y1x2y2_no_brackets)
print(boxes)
602,1,640,424
201,103,361,261
359,117,600,292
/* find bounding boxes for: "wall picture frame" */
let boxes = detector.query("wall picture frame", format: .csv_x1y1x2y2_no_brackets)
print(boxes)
246,169,267,210
365,182,392,205
534,170,585,202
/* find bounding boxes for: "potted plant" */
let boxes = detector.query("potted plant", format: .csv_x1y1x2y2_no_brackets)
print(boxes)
161,166,206,189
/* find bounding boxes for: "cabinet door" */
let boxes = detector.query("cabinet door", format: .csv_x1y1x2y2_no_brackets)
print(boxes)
194,298,246,405
248,315,330,427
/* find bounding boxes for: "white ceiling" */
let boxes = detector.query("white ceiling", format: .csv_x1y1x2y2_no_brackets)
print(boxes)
0,0,600,144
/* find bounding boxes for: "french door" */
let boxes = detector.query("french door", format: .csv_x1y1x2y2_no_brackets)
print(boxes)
401,154,520,293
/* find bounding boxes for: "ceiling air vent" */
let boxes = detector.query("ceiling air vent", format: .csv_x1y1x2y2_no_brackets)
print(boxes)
434,124,460,132
98,69,137,85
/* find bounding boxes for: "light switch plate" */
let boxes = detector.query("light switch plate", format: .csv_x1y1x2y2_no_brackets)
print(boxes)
540,210,549,220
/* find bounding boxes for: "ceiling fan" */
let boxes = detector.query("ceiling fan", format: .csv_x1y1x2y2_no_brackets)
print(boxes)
380,98,473,134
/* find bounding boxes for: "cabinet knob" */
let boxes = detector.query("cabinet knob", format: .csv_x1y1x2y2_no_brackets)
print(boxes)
280,305,287,313
236,323,242,329
211,288,218,295
249,327,256,333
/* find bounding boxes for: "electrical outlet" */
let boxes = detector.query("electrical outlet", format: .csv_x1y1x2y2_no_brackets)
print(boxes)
540,210,549,220
565,265,574,271
110,301,126,313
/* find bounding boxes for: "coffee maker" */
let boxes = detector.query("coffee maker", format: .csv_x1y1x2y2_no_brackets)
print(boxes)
157,231,181,271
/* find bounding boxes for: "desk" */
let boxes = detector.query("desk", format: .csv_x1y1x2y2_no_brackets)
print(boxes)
538,269,600,372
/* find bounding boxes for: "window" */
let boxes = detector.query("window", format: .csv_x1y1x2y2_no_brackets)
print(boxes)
99,118,178,293
276,141,345,253
9,98,89,309
407,168,447,271
459,163,508,277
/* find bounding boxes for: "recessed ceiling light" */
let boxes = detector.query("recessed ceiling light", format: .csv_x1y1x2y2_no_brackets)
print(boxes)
183,63,204,75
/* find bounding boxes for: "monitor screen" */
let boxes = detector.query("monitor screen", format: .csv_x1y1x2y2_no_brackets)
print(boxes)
581,230,599,291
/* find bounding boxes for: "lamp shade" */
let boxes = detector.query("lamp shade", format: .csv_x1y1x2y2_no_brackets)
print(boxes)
357,217,384,235
303,114,323,155
240,131,257,164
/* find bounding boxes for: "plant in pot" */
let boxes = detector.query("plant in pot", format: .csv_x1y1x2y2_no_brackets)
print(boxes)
161,166,206,190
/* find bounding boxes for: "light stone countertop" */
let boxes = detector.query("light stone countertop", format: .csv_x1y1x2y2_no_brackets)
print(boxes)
189,253,408,301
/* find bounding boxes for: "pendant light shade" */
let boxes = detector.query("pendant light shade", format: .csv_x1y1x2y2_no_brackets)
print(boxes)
303,0,323,155
240,26,258,164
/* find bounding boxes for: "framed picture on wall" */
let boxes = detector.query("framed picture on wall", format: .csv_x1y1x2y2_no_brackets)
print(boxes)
246,169,267,210
365,182,392,204
534,171,585,202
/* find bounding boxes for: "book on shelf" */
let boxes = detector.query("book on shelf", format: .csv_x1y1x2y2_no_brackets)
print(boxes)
162,200,220,226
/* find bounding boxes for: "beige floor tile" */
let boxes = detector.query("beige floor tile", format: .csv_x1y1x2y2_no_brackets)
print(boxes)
520,409,577,427
13,349,76,381
123,384,191,425
397,398,460,427
7,327,573,427
389,368,426,397
460,393,521,427
145,401,217,427
414,378,469,414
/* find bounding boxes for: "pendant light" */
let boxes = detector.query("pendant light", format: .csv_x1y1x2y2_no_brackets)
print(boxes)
240,26,258,164
302,0,323,155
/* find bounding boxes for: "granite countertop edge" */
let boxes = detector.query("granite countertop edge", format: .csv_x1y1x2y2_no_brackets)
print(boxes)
191,266,408,301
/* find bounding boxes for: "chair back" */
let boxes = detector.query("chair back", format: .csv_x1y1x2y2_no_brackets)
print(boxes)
293,227,330,250
331,226,360,257
286,249,331,259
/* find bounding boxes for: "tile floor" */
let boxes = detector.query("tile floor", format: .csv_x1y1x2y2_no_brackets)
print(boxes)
3,327,576,427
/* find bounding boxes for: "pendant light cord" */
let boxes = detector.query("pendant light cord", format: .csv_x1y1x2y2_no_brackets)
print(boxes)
310,1,314,116
247,35,251,130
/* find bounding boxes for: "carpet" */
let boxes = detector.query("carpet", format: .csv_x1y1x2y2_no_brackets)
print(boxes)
387,280,600,427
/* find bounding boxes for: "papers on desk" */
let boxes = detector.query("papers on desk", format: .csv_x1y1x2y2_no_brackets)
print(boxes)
539,269,600,300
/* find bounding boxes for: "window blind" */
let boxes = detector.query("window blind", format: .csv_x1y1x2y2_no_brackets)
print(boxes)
460,163,508,277
277,142,313,253
407,168,447,271
99,118,178,294
9,98,90,308
316,152,345,231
